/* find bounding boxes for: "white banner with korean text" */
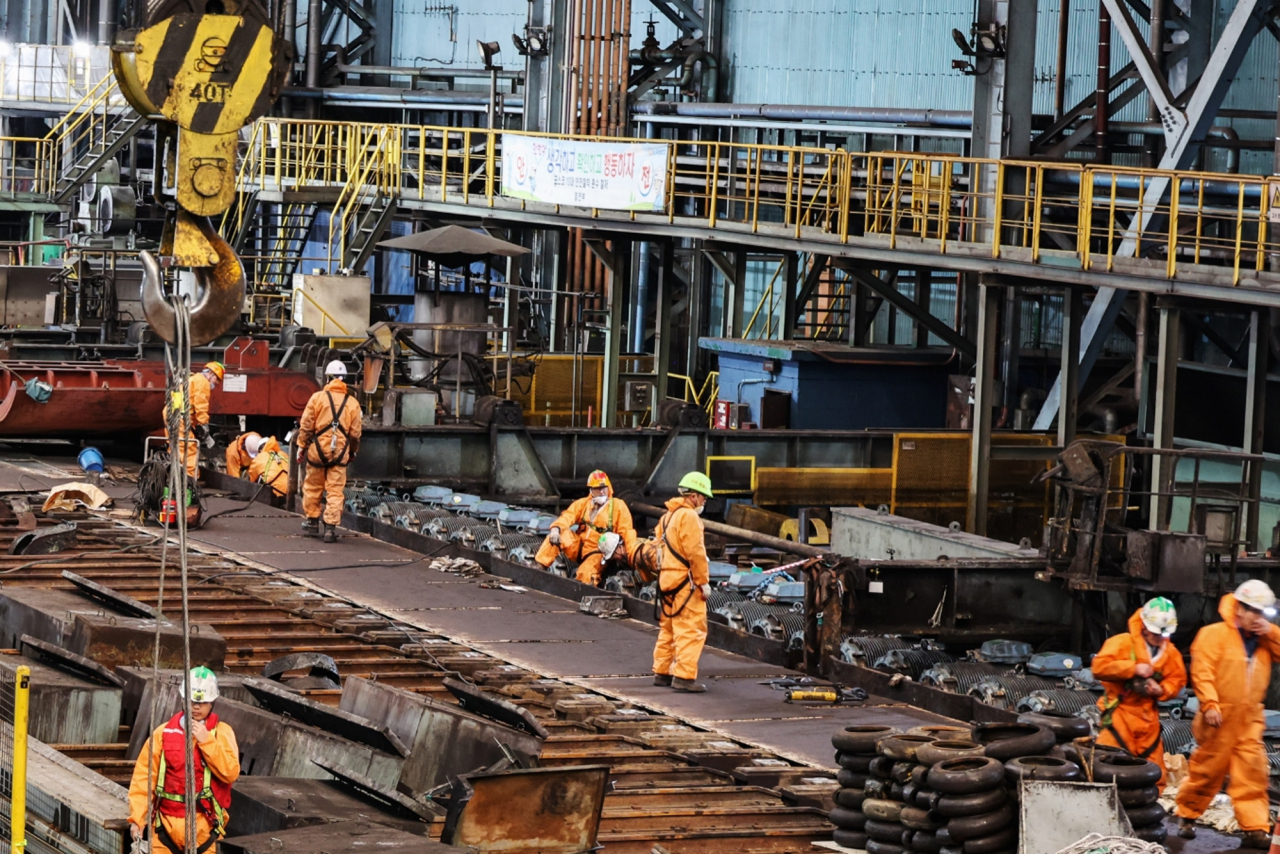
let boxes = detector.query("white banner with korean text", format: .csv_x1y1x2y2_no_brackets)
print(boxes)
500,133,668,212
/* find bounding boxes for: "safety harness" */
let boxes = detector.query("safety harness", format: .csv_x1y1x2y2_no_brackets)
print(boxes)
571,497,617,535
1098,642,1163,759
308,391,355,468
257,451,289,491
654,507,697,621
152,712,231,853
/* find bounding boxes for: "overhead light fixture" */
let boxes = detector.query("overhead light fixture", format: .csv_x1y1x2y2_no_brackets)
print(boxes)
951,24,1005,76
476,40,501,69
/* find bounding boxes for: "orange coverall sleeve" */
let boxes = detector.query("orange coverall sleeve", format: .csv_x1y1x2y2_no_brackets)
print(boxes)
552,498,588,532
342,397,363,443
1255,622,1280,660
190,376,211,427
1154,646,1187,701
1090,634,1138,683
1189,626,1225,715
668,508,710,587
296,394,320,451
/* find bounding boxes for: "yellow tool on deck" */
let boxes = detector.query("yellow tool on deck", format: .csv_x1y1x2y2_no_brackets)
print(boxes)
112,0,293,345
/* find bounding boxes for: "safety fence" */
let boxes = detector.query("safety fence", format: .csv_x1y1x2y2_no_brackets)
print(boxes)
233,117,1280,292
0,665,31,853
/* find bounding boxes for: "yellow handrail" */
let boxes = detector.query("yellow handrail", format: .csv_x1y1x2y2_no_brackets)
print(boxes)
10,664,29,854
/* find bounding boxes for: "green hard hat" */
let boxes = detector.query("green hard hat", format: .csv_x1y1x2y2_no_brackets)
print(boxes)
678,471,713,497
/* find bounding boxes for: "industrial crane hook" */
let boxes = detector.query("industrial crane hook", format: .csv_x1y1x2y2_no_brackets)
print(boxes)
140,217,246,347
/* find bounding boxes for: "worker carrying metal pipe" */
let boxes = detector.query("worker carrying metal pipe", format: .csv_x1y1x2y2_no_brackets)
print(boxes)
1175,580,1280,847
248,436,290,498
296,360,362,543
165,362,222,481
128,667,240,854
536,470,636,586
224,431,261,478
652,471,714,693
1091,597,1186,785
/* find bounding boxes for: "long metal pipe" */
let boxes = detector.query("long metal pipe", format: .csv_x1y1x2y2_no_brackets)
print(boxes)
283,87,524,108
305,0,322,117
1146,0,1165,166
632,101,972,127
1054,0,1070,118
630,501,829,558
1096,5,1111,164
97,0,115,44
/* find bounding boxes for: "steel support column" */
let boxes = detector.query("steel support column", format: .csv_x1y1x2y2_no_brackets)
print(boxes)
1150,305,1181,529
1244,310,1269,550
971,0,1038,238
1058,287,1082,447
782,252,798,339
968,282,1001,536
586,238,630,427
653,241,674,424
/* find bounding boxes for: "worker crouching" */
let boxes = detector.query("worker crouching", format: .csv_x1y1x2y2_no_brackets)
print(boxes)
296,360,362,543
225,431,261,478
128,667,240,854
248,436,290,498
652,471,714,693
536,470,636,586
1092,597,1186,786
1175,580,1280,847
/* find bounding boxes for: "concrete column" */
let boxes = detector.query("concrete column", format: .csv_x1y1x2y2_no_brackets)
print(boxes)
968,282,1001,536
1058,288,1082,447
1244,310,1269,550
1150,305,1181,529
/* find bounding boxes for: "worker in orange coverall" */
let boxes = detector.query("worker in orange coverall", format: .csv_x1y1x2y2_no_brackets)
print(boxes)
1091,596,1186,785
128,667,240,854
248,436,290,498
224,431,261,478
165,362,222,480
535,470,636,586
1175,580,1280,847
296,360,362,544
652,471,714,693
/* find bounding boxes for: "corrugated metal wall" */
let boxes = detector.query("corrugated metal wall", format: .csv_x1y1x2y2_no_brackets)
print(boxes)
390,1,677,71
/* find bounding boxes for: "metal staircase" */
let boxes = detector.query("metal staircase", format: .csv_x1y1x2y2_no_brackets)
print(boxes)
234,196,320,288
342,192,396,272
46,76,144,205
328,125,399,273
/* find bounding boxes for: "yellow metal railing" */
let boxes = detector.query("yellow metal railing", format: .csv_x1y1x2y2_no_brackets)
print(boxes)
45,74,130,196
9,665,28,854
327,124,400,270
233,118,1280,293
668,371,720,415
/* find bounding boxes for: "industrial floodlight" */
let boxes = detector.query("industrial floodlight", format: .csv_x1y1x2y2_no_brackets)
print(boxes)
512,26,549,57
477,40,501,69
951,29,975,56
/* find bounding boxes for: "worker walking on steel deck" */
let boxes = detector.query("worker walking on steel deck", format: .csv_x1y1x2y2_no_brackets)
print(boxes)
248,435,290,498
164,362,222,481
1091,597,1186,786
128,667,240,854
224,431,261,478
296,360,362,543
652,472,714,693
536,470,636,586
1175,580,1280,847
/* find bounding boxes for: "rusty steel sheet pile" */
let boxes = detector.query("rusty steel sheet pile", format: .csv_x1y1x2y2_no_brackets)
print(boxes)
0,509,836,854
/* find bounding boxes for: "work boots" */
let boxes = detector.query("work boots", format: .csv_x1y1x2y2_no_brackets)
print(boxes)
323,523,337,544
1177,819,1197,840
652,674,673,687
672,677,706,693
1240,831,1270,849
301,518,319,536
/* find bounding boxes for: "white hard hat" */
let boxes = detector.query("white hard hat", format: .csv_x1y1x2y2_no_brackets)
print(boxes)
325,360,347,377
1236,579,1277,616
1139,597,1177,637
245,435,266,457
182,666,220,703
598,531,622,561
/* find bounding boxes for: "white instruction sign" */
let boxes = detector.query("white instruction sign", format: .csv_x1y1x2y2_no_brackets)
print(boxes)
223,374,248,393
501,133,668,212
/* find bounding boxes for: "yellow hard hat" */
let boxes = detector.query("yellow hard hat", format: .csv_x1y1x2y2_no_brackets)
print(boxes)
204,362,225,381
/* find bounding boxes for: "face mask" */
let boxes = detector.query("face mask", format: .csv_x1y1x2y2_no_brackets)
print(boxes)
591,494,607,507
694,503,705,515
